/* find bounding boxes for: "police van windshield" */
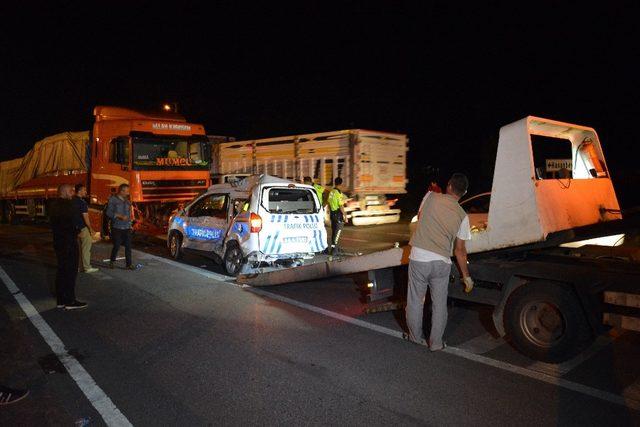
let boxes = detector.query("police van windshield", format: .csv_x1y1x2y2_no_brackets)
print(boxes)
265,188,316,214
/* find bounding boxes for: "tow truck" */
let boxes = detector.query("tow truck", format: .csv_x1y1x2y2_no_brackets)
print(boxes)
237,116,640,363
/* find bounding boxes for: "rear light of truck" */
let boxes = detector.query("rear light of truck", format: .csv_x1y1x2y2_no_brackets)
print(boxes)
250,213,262,233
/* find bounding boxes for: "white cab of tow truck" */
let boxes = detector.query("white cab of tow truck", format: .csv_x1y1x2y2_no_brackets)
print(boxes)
168,175,327,275
466,116,621,253
411,117,621,253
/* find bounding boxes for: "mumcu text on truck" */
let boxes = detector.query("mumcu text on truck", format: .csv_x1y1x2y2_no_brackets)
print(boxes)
0,106,211,233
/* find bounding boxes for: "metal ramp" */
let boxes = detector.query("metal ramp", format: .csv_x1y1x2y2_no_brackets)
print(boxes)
237,246,410,287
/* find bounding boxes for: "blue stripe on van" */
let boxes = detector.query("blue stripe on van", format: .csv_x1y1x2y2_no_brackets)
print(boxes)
263,235,272,252
310,230,317,252
269,231,280,253
276,241,282,254
315,229,322,251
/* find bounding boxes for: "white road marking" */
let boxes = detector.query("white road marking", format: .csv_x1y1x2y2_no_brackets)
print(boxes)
457,332,504,354
527,334,618,376
102,257,125,262
0,266,132,427
247,286,640,411
143,251,640,411
132,249,233,282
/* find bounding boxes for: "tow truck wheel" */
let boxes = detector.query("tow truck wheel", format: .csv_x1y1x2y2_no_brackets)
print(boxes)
168,232,184,260
223,243,244,276
504,281,593,363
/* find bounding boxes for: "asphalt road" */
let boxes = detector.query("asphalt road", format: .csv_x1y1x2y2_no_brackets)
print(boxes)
1,224,639,426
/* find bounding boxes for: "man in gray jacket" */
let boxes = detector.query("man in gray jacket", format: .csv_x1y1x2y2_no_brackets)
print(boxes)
106,184,135,269
406,173,474,351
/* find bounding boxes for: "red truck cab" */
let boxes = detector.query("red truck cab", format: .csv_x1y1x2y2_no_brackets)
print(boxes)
88,106,211,233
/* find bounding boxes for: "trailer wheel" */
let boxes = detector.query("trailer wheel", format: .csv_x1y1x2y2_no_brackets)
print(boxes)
504,281,593,363
223,242,245,276
168,232,184,260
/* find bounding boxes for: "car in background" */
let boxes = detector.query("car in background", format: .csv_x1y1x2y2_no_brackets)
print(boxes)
409,192,491,236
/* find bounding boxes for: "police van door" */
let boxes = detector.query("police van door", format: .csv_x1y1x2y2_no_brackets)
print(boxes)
183,193,229,252
258,186,327,255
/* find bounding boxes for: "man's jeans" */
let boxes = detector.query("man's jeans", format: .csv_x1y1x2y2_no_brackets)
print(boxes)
110,228,132,267
405,259,451,349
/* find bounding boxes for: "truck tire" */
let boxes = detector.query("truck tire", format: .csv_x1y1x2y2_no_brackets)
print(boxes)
168,232,184,260
223,242,245,276
504,281,593,363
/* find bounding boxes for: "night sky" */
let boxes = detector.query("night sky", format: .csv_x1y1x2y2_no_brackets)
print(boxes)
2,2,639,209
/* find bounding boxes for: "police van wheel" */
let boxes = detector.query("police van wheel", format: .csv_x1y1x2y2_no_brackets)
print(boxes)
223,243,244,276
169,232,184,260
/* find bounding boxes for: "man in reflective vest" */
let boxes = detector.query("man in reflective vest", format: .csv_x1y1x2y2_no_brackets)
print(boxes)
327,177,348,255
304,176,324,205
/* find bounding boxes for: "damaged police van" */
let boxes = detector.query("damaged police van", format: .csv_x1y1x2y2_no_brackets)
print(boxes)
168,175,328,275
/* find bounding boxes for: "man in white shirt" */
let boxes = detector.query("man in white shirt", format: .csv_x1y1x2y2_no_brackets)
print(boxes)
406,173,474,351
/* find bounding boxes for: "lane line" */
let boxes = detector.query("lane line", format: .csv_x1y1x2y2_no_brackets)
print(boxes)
456,332,504,354
0,266,132,427
132,249,233,282
247,287,640,411
527,334,618,376
144,250,640,411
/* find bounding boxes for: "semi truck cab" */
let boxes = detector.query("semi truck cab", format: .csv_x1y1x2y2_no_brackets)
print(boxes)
89,106,212,232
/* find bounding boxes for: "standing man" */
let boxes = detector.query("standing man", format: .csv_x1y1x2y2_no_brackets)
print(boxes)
327,177,348,255
304,176,325,206
406,173,474,351
48,184,87,310
106,184,135,269
73,184,98,273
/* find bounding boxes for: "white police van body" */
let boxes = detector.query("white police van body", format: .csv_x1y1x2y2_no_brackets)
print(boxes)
168,174,327,275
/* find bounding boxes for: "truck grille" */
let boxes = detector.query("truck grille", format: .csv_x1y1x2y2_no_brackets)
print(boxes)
141,180,207,201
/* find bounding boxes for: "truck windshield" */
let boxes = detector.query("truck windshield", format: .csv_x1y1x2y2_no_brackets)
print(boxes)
132,137,210,170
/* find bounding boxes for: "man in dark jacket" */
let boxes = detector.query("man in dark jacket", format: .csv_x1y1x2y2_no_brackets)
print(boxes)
48,184,87,310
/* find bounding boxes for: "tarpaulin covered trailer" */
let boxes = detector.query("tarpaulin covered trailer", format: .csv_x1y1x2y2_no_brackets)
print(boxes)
0,131,89,197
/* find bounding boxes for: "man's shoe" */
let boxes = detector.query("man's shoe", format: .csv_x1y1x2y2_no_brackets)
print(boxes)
0,387,29,406
84,267,99,273
65,301,88,310
56,304,65,309
429,342,447,352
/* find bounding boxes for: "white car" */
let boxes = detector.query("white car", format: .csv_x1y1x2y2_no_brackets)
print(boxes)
410,192,491,235
168,175,328,275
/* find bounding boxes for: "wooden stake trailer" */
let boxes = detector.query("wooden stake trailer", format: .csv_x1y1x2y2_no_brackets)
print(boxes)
238,117,640,363
210,129,408,226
